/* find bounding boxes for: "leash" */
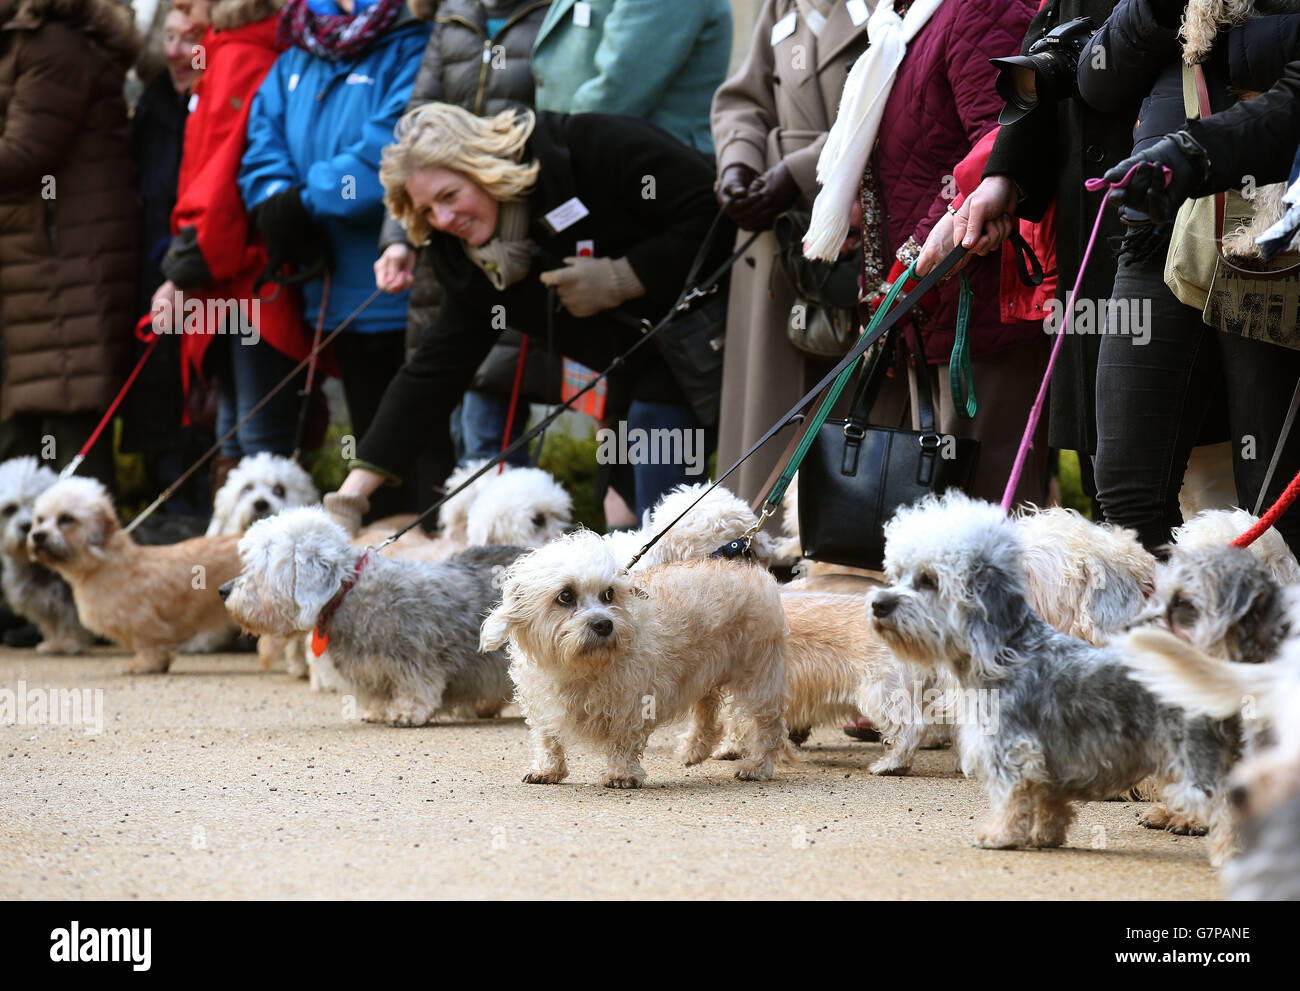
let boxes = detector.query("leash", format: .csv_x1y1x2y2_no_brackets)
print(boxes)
370,210,759,553
60,316,161,479
1236,380,1300,547
998,162,1164,514
292,272,331,461
499,333,530,474
624,244,972,570
125,286,385,534
1252,378,1300,517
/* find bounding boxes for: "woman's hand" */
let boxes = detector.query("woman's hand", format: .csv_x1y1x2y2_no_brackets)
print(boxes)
150,279,180,332
374,243,416,294
953,175,1020,253
540,256,645,318
915,211,961,278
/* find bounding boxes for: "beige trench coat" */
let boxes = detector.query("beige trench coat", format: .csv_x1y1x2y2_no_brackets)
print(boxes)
711,0,871,517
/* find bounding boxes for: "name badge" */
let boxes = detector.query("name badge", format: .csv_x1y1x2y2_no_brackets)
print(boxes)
187,94,199,113
573,1,591,27
770,10,796,46
542,197,590,234
847,0,869,27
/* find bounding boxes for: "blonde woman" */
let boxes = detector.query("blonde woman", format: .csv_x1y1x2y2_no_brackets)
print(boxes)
327,104,730,528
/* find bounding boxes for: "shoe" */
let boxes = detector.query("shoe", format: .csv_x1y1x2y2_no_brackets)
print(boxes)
843,718,881,743
3,623,42,649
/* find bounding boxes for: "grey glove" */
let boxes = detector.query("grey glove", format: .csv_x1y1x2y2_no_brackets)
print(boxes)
323,491,370,537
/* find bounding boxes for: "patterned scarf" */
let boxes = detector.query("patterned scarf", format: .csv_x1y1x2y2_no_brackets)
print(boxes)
276,0,403,61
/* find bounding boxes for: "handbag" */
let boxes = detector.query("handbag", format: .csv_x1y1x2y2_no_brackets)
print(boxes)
648,283,727,428
773,209,861,357
1165,63,1300,348
797,322,979,570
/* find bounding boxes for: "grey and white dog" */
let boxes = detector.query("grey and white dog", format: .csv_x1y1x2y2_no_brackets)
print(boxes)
0,457,94,653
220,508,525,726
867,490,1236,855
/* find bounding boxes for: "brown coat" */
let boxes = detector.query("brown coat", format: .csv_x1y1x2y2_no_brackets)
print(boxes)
710,0,870,511
0,0,139,419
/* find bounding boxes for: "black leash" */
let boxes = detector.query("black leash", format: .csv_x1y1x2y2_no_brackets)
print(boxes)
372,210,759,551
624,243,972,570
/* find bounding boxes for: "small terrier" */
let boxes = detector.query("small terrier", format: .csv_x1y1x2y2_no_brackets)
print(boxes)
207,452,319,536
481,530,789,787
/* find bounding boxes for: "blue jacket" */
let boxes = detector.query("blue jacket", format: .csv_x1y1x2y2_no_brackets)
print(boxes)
531,0,732,154
238,13,431,333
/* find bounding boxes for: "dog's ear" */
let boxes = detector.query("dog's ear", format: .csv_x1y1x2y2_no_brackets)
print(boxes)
964,555,1030,678
480,603,511,652
1225,577,1286,664
292,544,346,631
86,499,121,549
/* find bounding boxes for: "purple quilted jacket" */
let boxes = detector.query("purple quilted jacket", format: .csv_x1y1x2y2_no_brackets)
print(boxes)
877,0,1039,362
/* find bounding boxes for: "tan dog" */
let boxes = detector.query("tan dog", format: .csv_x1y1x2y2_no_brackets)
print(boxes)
28,478,242,673
482,530,789,787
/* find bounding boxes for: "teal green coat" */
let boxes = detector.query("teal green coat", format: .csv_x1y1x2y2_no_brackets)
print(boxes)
531,0,731,153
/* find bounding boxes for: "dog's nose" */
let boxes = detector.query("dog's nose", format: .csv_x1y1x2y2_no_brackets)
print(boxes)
31,530,46,547
218,580,233,601
589,618,613,637
1229,783,1248,809
18,521,30,535
253,498,270,514
871,594,897,619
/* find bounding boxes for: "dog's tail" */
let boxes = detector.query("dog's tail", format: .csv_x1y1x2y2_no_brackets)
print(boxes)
1120,627,1282,720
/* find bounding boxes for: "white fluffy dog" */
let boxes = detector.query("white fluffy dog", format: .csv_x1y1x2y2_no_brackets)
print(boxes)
481,530,789,787
222,508,525,725
1173,508,1300,585
606,482,776,570
0,457,95,653
207,452,319,536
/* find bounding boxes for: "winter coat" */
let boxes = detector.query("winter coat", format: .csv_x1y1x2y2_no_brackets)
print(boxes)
531,0,732,154
1189,57,1300,190
984,0,1129,455
162,0,309,399
0,0,139,419
354,111,731,482
876,0,1039,365
381,0,561,402
238,6,431,335
709,0,873,508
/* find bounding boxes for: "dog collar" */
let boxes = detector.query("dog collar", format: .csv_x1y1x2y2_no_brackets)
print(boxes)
311,550,372,657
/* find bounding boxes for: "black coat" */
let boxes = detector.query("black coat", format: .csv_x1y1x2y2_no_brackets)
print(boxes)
1189,56,1300,190
984,0,1129,456
355,111,731,482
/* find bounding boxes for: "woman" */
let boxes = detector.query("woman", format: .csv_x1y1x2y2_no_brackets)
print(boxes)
237,0,430,516
0,0,139,492
330,103,730,527
1079,0,1300,554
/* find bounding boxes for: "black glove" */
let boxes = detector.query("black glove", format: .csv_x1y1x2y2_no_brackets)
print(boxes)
1102,131,1212,223
718,163,761,225
732,161,800,232
250,187,331,289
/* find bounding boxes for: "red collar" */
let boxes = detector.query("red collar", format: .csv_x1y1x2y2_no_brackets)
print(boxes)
311,550,371,657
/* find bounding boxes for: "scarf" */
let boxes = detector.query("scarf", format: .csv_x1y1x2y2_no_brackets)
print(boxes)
803,0,943,261
463,200,535,290
276,0,402,61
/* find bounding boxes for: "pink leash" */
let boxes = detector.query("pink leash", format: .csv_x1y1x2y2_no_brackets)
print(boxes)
998,162,1167,513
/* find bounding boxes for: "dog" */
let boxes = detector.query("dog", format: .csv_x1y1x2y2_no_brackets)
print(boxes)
1173,508,1300,586
869,490,1237,854
207,452,319,537
481,529,789,787
0,458,95,654
28,478,241,673
221,508,525,725
604,483,775,571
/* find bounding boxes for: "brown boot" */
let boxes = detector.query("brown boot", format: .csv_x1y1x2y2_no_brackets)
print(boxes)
209,454,240,510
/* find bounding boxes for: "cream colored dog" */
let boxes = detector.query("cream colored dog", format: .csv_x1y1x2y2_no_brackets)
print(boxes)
481,530,789,787
27,478,241,673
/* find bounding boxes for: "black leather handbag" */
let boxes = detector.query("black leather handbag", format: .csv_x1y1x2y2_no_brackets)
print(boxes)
647,284,728,429
798,328,979,570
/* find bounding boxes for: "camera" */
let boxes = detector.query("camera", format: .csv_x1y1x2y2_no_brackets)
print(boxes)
990,16,1095,125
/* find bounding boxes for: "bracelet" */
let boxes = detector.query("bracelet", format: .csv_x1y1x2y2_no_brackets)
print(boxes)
895,236,922,268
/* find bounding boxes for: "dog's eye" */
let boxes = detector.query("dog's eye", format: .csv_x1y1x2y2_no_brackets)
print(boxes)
531,512,546,530
242,483,254,494
556,588,575,606
1,504,15,517
601,587,614,604
916,572,938,591
273,484,285,499
56,514,75,527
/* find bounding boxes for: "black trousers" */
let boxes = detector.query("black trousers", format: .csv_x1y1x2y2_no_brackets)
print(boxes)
1094,230,1300,555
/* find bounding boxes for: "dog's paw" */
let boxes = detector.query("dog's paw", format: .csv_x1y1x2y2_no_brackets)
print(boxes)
475,699,504,719
973,829,1025,850
733,760,774,782
788,727,811,747
1138,804,1172,830
523,769,565,784
125,654,171,674
710,743,743,761
37,639,83,655
869,755,911,776
680,741,714,767
1163,813,1208,836
602,774,644,789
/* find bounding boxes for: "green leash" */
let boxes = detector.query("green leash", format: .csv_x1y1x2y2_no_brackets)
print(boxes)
949,271,976,419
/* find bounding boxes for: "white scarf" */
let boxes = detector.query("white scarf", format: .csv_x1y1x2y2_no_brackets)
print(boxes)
803,0,944,261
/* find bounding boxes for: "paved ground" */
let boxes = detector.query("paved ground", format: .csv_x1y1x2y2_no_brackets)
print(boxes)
1,647,1221,900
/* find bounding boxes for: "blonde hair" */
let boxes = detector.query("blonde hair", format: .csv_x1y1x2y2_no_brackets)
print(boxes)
380,103,540,245
1181,0,1252,63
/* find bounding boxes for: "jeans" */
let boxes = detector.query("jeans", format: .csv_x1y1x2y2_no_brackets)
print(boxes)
216,334,303,458
451,389,530,467
625,400,717,519
1094,231,1300,555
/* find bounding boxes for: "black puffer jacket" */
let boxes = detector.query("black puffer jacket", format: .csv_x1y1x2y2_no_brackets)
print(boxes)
383,0,558,401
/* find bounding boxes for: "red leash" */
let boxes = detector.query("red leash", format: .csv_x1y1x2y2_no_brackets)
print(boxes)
60,315,160,479
1233,472,1300,548
498,334,530,474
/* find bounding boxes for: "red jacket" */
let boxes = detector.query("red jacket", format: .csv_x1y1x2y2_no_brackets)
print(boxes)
170,16,309,399
876,0,1039,362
